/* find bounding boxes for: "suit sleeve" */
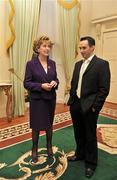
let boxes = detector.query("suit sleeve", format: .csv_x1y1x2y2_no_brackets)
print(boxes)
67,63,78,105
23,62,42,92
93,61,111,111
53,61,59,89
70,63,78,96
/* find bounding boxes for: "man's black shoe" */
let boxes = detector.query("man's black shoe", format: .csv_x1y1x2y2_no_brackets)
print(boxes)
67,155,84,162
85,168,94,178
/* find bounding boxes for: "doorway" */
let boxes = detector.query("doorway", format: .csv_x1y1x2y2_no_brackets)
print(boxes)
102,30,117,103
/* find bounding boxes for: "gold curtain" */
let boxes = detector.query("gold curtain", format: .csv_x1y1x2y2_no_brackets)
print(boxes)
6,0,16,51
58,0,78,9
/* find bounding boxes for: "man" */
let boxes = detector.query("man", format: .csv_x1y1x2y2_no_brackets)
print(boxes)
67,36,110,178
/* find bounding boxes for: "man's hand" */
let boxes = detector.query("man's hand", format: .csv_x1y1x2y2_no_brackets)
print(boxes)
92,107,96,112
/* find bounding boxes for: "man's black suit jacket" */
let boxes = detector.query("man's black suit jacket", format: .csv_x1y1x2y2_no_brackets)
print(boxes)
67,55,111,113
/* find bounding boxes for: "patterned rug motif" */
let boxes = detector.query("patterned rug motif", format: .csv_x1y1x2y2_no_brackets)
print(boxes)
0,146,68,180
97,124,117,154
0,107,117,180
0,107,117,154
101,107,117,118
0,112,71,142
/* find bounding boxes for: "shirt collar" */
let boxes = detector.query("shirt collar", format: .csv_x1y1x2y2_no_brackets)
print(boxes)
84,54,94,63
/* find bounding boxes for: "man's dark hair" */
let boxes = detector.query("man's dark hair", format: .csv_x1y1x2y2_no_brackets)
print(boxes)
80,36,95,47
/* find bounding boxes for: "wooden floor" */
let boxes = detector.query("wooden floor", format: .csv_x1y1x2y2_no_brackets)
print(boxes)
0,102,117,129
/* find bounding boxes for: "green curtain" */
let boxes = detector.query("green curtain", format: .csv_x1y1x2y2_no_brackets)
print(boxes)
57,1,80,103
9,0,41,116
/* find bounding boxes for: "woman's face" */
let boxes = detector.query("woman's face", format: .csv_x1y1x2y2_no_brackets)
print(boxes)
38,41,51,56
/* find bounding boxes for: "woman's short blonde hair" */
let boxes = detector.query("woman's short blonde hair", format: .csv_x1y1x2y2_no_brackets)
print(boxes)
33,35,54,54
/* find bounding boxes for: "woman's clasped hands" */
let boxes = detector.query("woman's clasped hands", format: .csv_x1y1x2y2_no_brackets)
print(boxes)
41,80,57,91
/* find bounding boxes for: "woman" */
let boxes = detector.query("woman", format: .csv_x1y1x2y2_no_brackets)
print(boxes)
24,35,59,164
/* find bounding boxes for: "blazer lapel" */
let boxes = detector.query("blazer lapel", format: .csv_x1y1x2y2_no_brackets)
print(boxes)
33,57,49,83
36,57,48,76
83,55,97,75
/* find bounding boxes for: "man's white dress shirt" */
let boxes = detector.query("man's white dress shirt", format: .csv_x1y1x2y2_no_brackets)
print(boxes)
77,55,94,98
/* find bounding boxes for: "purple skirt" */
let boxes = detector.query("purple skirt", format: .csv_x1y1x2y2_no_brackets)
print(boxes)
29,98,56,131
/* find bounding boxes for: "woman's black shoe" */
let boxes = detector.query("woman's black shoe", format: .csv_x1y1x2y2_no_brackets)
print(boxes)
32,148,38,163
47,145,53,157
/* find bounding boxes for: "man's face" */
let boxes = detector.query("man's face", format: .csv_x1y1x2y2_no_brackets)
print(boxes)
79,40,95,59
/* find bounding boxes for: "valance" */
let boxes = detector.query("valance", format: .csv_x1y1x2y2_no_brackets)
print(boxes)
57,0,78,9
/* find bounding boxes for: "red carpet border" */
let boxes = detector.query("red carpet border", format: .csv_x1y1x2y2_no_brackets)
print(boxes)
0,107,117,150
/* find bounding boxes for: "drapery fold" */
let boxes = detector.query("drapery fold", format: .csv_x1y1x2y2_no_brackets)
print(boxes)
57,0,80,103
6,0,16,51
9,0,41,116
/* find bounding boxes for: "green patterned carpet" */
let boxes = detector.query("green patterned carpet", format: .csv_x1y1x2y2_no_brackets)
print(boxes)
0,116,117,180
